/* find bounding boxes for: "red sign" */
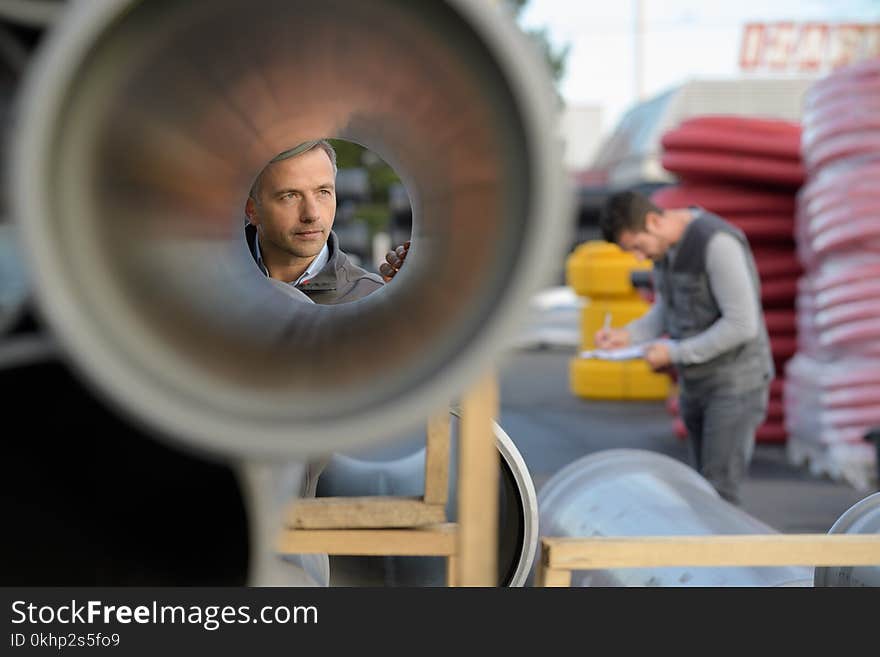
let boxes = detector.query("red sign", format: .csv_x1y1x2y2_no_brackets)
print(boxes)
740,22,880,72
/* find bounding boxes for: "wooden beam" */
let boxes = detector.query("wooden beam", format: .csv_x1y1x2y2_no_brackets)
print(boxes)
446,556,458,587
535,566,572,587
456,372,500,586
277,524,457,556
424,409,452,505
287,496,446,529
542,534,880,570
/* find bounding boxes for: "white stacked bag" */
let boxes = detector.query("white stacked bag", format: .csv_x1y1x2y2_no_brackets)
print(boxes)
784,58,880,490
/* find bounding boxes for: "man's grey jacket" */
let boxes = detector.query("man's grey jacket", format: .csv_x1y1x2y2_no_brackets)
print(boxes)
246,225,383,304
652,209,775,396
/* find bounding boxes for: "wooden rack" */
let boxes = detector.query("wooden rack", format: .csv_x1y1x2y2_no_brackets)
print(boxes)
278,373,500,587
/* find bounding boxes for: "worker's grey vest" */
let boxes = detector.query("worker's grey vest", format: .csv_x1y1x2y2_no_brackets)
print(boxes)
653,209,774,395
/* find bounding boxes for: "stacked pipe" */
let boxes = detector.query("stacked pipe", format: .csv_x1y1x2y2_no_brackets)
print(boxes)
784,58,880,490
650,115,805,445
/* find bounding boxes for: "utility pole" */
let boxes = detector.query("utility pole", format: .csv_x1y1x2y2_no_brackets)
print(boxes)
634,0,645,102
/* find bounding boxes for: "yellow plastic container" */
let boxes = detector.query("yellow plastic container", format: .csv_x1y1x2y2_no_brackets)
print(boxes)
566,241,652,298
570,357,670,400
566,240,670,401
580,297,651,351
569,358,625,399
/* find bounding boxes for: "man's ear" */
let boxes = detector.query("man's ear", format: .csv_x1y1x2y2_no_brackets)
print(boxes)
645,210,662,233
245,197,259,226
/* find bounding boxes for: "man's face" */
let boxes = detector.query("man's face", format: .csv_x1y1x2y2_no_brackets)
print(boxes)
247,147,336,260
616,212,667,262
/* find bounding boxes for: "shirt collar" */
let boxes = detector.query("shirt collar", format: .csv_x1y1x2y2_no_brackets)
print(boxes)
297,243,329,285
254,235,329,286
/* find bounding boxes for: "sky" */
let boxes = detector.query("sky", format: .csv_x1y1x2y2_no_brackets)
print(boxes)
519,0,880,139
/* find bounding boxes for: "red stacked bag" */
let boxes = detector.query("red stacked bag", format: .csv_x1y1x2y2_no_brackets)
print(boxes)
784,58,880,490
651,115,805,445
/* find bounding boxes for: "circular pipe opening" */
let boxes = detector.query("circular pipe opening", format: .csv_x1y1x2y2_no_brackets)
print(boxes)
12,0,567,460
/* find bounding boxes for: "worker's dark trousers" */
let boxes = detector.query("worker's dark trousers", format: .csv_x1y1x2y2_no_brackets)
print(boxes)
679,384,770,505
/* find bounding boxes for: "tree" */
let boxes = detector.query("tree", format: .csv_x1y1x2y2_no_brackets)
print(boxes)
504,0,571,85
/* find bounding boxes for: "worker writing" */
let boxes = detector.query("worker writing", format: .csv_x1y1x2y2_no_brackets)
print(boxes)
594,190,773,505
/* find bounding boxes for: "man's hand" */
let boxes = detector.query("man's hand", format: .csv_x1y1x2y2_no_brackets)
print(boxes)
379,240,410,282
594,327,631,350
644,341,672,371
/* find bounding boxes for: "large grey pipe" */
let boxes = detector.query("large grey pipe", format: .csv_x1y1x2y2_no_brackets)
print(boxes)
814,491,880,587
9,0,569,461
534,449,814,587
0,1,63,28
314,415,539,586
238,460,330,587
0,223,26,335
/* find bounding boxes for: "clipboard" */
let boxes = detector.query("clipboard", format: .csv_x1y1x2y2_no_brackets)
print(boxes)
578,345,647,361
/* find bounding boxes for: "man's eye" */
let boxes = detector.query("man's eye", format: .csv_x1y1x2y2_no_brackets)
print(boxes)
319,189,333,196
